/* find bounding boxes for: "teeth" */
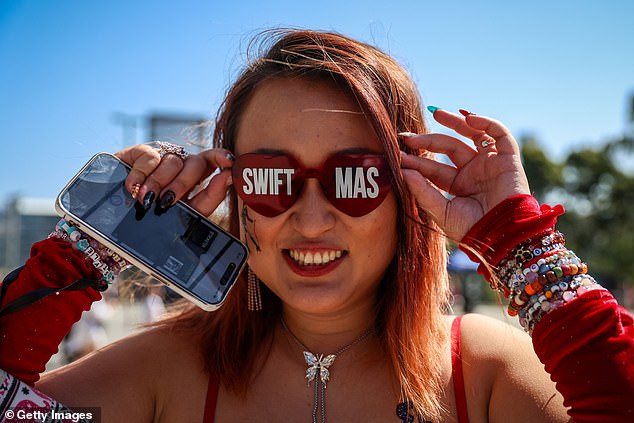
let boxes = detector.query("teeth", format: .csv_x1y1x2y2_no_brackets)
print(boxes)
288,249,344,266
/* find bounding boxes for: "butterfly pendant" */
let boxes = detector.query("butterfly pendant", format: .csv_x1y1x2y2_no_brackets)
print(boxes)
303,351,337,387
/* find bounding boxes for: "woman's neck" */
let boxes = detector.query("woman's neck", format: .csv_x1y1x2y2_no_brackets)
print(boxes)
280,301,377,354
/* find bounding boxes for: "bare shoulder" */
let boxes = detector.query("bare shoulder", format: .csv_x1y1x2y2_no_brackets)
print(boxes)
455,313,568,422
38,325,208,422
459,312,531,360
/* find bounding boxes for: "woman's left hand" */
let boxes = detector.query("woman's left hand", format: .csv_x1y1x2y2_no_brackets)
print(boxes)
400,108,531,242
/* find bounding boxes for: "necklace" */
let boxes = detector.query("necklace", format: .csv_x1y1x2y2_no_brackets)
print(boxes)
280,318,375,423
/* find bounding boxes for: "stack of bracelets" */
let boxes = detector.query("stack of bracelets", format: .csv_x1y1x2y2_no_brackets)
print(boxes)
495,230,605,333
48,219,129,288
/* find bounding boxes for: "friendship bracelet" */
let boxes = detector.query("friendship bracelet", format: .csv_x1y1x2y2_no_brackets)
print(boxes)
519,275,603,333
504,250,584,299
497,232,571,292
494,231,605,333
48,219,129,283
495,231,566,282
52,220,127,281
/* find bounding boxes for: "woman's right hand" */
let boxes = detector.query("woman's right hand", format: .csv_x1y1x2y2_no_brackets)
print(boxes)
115,143,235,216
400,109,531,242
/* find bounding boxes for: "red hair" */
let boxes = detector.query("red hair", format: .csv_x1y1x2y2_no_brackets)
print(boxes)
161,29,451,420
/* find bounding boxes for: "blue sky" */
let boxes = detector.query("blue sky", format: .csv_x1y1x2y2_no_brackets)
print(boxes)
1,0,633,204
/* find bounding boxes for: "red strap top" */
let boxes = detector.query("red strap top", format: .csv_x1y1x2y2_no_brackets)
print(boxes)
451,315,469,423
204,316,469,422
203,371,220,423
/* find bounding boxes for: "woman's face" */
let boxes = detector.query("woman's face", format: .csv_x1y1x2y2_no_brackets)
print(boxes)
234,77,398,315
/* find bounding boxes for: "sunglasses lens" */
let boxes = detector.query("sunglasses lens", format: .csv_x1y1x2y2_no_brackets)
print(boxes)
233,153,391,217
232,154,300,217
321,154,391,217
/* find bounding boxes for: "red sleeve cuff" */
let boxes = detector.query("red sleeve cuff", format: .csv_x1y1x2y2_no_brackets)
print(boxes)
459,194,564,280
0,238,103,384
532,290,634,421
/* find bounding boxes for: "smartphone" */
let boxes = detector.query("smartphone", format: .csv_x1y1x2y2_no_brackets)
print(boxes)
55,152,248,311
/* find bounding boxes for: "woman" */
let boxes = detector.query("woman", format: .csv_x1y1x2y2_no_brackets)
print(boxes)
1,29,632,422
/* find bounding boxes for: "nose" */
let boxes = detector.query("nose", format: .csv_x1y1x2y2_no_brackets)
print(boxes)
289,179,336,237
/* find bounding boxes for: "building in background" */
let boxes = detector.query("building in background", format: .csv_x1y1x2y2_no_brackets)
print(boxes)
0,196,58,275
113,111,209,153
148,113,208,152
1,111,208,277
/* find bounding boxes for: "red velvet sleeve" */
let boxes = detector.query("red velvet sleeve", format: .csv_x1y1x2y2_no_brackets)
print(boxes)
460,194,634,420
0,238,103,385
532,289,634,422
459,194,564,280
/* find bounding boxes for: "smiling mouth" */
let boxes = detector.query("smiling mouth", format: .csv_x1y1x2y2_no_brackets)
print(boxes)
286,249,345,266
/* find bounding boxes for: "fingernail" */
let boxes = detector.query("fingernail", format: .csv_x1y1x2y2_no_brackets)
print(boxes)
459,109,475,117
427,105,441,114
226,152,236,161
226,174,233,187
158,190,176,209
398,132,418,137
143,191,155,210
130,184,140,199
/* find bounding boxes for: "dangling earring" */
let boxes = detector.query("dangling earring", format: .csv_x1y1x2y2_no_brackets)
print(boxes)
247,267,262,311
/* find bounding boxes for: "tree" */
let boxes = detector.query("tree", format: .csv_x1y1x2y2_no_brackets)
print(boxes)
519,95,634,299
519,135,563,202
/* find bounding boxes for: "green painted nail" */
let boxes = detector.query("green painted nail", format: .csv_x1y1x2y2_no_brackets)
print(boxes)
427,105,441,114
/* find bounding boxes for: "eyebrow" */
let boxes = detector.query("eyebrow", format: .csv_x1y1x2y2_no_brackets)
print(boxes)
300,108,365,115
249,146,381,155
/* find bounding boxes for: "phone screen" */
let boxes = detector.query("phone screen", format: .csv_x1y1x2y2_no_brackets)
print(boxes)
57,153,247,309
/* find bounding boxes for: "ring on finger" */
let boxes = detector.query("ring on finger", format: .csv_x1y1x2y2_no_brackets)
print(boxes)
156,141,190,160
481,139,495,148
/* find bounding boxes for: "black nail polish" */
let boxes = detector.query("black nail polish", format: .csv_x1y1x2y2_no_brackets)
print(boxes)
159,190,176,209
226,152,236,161
143,191,155,210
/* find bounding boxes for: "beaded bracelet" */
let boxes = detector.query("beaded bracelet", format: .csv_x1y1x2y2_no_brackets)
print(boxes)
519,274,601,333
495,231,605,333
495,231,566,284
48,219,129,284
